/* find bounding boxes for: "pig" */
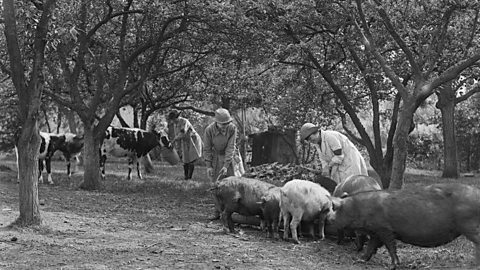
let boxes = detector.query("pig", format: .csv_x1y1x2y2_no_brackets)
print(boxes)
328,183,480,269
313,174,337,194
332,174,382,250
280,179,332,244
212,176,279,234
332,174,382,197
258,186,281,238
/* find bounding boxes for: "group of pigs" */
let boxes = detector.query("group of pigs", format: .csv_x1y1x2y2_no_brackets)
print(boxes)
211,175,480,269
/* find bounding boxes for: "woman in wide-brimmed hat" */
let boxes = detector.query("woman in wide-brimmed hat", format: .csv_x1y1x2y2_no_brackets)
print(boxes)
167,109,203,180
203,108,244,220
300,122,368,184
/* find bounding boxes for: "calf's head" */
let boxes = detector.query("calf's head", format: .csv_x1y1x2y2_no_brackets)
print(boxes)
153,129,171,148
61,133,84,152
49,135,67,152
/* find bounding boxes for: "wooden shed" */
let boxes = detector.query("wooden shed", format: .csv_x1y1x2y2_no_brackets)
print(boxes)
248,126,298,166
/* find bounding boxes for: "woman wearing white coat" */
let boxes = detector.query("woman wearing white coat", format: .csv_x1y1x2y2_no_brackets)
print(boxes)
300,123,368,184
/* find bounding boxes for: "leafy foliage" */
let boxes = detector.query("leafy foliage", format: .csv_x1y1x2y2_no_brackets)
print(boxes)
0,82,18,151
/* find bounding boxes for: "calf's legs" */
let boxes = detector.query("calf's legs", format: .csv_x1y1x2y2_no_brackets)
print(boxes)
100,153,107,180
45,157,54,184
38,159,44,183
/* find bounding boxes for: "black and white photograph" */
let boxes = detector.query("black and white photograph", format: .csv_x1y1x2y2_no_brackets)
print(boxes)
1,0,480,269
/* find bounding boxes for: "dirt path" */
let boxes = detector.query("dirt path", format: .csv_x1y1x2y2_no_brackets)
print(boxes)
0,161,476,269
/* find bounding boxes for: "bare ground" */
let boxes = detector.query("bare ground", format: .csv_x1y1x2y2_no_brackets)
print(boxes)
0,159,478,270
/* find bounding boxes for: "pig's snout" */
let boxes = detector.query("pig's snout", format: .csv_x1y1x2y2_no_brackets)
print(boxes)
325,210,337,224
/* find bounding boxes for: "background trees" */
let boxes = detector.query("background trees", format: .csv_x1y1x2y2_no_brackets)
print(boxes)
42,0,223,190
236,0,480,188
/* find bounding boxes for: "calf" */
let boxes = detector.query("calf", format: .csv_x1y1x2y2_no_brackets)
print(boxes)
212,176,279,234
29,132,65,184
100,126,170,180
280,179,332,244
328,183,480,269
55,133,84,178
16,132,84,184
331,174,382,250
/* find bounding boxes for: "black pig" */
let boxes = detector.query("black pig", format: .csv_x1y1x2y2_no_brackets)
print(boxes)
332,174,382,250
258,186,281,238
328,183,480,269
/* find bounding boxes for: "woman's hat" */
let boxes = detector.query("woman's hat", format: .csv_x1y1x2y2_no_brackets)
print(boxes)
214,108,233,124
300,123,319,141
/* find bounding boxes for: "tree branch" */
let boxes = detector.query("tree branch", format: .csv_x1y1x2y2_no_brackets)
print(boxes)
353,0,409,98
372,0,421,76
173,105,215,116
455,83,480,104
429,53,480,91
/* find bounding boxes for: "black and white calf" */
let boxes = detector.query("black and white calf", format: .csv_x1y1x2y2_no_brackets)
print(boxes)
16,132,84,184
100,126,170,180
39,132,65,184
55,133,84,178
16,132,64,184
40,132,85,183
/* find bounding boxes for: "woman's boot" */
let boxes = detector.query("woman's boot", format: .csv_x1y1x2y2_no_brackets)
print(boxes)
183,164,189,180
188,164,195,179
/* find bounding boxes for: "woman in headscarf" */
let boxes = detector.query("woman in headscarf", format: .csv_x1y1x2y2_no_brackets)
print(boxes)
167,110,203,180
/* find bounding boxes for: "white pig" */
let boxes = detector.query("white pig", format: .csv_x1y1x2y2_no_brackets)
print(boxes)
280,179,332,244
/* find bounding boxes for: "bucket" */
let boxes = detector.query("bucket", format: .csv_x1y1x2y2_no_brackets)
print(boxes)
160,147,181,165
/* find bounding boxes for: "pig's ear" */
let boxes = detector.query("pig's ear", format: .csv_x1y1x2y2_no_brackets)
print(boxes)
331,197,344,211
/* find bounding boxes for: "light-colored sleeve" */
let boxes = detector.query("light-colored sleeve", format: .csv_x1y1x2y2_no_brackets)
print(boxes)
325,132,345,166
315,144,330,173
203,125,213,168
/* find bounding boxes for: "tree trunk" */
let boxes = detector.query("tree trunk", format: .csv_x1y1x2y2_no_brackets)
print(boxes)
66,108,78,134
389,103,415,190
56,108,62,133
436,84,459,178
369,161,391,189
79,126,101,190
137,112,154,173
15,122,42,226
3,0,55,226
